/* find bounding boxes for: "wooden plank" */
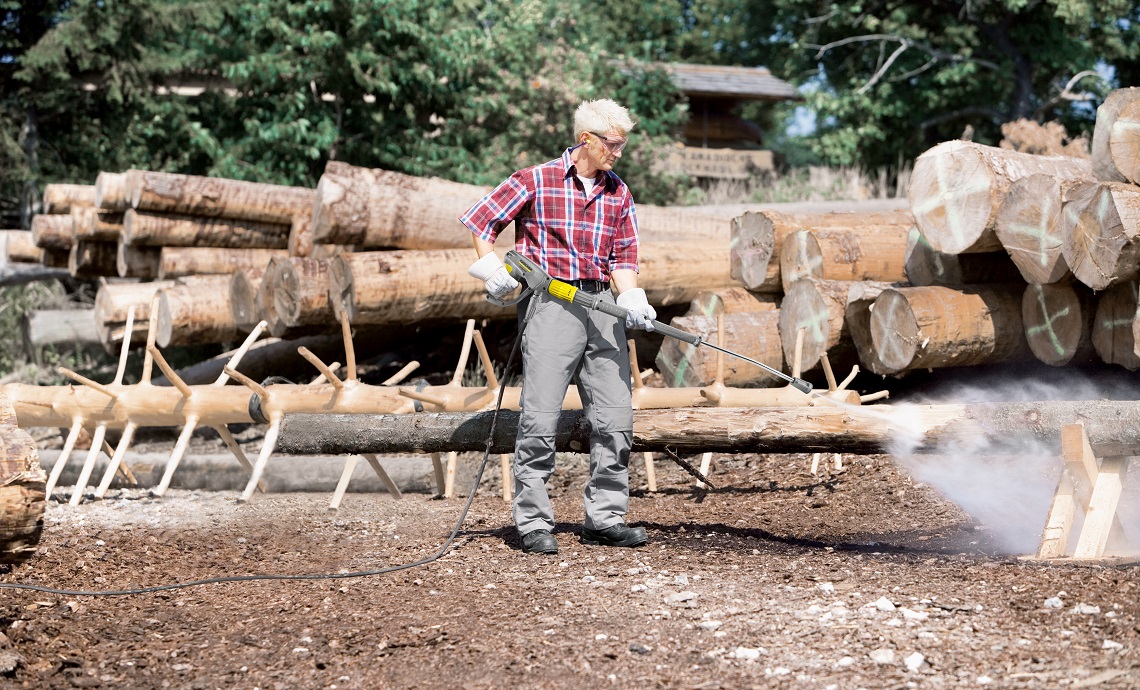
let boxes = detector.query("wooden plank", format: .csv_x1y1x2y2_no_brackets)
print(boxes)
1073,456,1128,559
1037,473,1077,558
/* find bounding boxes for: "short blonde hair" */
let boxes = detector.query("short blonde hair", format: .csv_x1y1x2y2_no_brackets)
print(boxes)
574,99,635,138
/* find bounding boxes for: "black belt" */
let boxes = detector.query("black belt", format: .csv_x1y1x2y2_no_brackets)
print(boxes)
559,279,610,293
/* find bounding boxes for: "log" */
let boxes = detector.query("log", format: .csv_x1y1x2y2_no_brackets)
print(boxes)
909,140,1094,254
1091,87,1140,184
75,210,124,242
41,248,70,269
846,282,894,375
903,226,1019,286
255,260,291,337
116,241,161,279
2,230,40,263
156,275,242,347
0,393,46,564
30,213,74,251
868,285,1030,374
0,265,69,288
1060,181,1140,291
654,311,783,387
778,225,909,291
158,246,287,279
993,174,1091,284
274,257,333,328
275,399,1140,457
22,309,100,349
122,209,290,248
42,184,95,214
779,278,895,373
287,213,313,257
229,269,267,332
730,209,913,292
311,161,729,249
1092,279,1140,370
95,171,129,211
686,287,778,317
68,240,119,278
93,280,174,350
127,171,315,225
1022,282,1097,366
330,241,735,325
69,206,97,240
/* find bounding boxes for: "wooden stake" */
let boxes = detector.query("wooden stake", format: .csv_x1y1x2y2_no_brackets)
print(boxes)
362,454,402,500
340,312,357,381
501,454,513,502
148,345,193,398
238,421,281,503
56,366,118,400
69,424,108,505
94,421,137,499
450,320,476,386
212,425,265,493
44,419,83,498
430,453,445,497
643,452,658,493
329,456,359,511
298,346,344,389
696,452,713,489
444,451,458,498
471,330,498,390
153,415,200,497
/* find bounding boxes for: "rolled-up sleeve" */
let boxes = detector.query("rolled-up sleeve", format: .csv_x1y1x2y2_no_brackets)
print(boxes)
459,172,532,243
608,196,639,273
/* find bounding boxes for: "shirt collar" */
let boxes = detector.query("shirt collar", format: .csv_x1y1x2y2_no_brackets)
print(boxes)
562,146,617,192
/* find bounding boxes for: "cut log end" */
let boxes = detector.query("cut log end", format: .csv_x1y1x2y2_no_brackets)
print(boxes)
779,230,822,290
1022,282,1096,366
1106,98,1140,185
1093,279,1140,370
909,142,997,254
0,482,45,565
869,289,919,373
994,174,1071,284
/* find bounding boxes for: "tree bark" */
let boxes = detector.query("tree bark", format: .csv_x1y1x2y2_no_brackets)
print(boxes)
330,241,734,325
778,225,909,291
654,311,783,387
1060,181,1140,291
156,275,242,347
0,265,69,287
1091,279,1140,370
30,213,73,252
685,286,778,317
127,171,315,225
95,171,129,212
22,309,100,349
2,230,40,263
903,226,1019,286
116,241,161,279
909,140,1094,254
0,403,46,564
779,278,895,374
1091,87,1140,184
68,240,118,279
42,184,95,214
730,209,912,292
869,284,1030,374
158,247,287,279
994,174,1092,284
311,161,729,248
123,209,291,248
1022,281,1097,366
275,399,1140,457
274,257,333,328
94,280,175,350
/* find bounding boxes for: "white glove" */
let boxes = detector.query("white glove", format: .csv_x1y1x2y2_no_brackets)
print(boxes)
616,288,656,331
468,253,519,300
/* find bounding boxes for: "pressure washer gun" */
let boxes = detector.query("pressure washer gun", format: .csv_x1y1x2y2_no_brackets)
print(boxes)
490,250,812,394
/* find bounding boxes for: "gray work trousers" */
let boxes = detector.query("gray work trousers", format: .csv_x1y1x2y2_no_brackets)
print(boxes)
513,289,634,535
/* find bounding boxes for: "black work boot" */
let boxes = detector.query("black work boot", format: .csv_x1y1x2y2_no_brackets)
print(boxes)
580,523,647,548
520,529,559,555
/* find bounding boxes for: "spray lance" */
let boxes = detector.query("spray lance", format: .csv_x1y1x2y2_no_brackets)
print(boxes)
491,250,813,395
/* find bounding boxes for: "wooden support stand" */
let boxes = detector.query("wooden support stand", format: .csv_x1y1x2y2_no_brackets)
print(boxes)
1036,422,1134,561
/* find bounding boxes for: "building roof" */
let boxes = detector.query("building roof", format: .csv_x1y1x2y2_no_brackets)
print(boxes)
664,63,799,101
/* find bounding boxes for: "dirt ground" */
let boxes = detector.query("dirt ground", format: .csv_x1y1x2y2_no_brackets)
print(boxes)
0,446,1137,690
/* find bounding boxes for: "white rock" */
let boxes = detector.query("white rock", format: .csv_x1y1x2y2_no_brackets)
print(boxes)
836,656,854,668
869,648,896,664
484,583,496,589
583,576,596,583
885,618,903,627
674,574,690,586
1043,597,1063,609
669,591,698,603
732,647,762,661
904,652,925,672
873,596,897,612
1071,603,1100,615
1103,639,1124,652
900,608,929,621
766,667,791,677
595,634,608,641
818,582,836,594
698,621,722,631
631,584,647,593
977,676,993,685
806,604,826,615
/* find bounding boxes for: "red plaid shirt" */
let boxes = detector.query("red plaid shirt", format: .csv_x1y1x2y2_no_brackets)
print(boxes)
459,146,639,281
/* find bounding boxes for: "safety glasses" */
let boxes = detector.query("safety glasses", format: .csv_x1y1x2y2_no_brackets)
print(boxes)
591,132,628,153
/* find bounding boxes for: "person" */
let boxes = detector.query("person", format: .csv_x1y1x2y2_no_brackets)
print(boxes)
459,98,656,555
